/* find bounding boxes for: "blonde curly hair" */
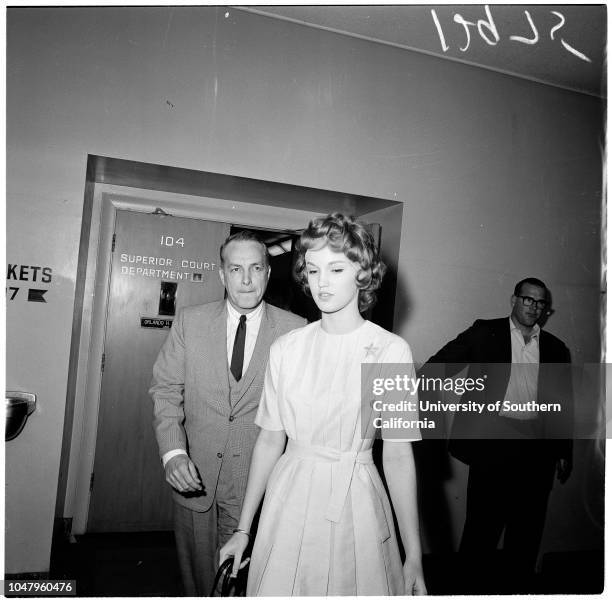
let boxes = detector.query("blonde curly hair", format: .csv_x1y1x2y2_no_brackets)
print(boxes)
293,213,386,313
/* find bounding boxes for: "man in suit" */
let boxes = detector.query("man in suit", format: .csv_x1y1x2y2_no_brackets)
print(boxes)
150,230,305,596
422,277,572,592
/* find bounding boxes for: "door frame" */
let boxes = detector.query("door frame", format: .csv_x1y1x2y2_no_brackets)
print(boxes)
59,155,403,535
65,185,321,533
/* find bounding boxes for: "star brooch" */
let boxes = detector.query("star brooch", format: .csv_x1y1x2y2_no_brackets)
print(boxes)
364,343,379,358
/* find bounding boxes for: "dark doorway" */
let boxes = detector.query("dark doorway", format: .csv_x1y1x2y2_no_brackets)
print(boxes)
229,225,320,322
230,223,390,326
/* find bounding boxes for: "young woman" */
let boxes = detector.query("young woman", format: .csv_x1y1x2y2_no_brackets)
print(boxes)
220,213,426,596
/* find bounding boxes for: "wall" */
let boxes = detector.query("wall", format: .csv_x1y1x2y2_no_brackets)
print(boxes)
6,7,603,572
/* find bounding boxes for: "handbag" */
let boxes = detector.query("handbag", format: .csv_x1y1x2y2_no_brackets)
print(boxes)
210,557,250,596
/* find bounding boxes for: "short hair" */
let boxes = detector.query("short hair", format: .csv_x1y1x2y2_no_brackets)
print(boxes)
219,230,270,267
293,213,386,312
514,277,550,302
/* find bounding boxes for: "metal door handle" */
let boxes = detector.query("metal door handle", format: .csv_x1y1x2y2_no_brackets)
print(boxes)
5,391,36,441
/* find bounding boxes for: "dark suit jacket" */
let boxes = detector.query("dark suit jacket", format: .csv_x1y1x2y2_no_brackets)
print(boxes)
422,317,573,467
149,300,305,512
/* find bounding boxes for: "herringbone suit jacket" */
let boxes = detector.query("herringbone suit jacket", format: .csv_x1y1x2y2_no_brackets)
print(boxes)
150,300,305,512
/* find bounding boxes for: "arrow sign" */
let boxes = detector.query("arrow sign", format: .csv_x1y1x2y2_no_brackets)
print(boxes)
28,288,47,303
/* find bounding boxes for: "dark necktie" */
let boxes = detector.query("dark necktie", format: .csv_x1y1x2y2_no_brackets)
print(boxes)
230,314,247,381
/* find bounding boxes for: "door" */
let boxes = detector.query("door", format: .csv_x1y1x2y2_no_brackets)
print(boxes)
87,209,230,532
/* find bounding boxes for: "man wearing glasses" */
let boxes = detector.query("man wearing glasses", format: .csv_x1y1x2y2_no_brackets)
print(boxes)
423,277,572,592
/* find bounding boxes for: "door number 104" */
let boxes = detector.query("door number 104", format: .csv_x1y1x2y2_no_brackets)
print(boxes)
160,235,185,247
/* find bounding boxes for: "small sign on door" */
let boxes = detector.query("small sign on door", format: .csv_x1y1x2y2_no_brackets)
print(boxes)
141,317,173,329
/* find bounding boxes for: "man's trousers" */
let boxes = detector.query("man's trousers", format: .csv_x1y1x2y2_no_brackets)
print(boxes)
173,456,241,596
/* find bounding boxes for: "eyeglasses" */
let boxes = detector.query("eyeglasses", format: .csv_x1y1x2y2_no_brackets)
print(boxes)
517,295,548,310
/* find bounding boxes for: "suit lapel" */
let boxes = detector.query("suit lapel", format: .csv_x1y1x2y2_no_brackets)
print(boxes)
493,318,512,363
489,318,511,396
538,331,553,362
232,302,276,408
536,332,555,403
208,301,229,392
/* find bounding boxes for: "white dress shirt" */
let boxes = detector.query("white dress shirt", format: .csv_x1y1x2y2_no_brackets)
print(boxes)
162,301,265,466
500,317,540,420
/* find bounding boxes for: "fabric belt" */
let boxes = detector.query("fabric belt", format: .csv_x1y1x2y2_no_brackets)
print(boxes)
285,439,373,523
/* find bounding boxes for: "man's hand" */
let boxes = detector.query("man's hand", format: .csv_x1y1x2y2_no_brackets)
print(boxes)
556,458,572,484
165,454,203,493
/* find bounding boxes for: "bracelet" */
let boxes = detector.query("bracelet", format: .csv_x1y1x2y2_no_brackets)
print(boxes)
233,528,251,538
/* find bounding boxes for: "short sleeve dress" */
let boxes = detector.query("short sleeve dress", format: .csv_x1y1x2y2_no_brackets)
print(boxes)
247,320,421,596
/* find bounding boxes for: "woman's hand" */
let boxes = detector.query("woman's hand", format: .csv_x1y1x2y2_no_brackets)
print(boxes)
217,429,286,579
219,532,251,577
403,559,427,595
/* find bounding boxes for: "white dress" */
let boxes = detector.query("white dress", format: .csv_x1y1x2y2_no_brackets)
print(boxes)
247,320,420,596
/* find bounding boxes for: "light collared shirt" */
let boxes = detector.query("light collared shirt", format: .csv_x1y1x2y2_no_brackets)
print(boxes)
500,316,540,420
162,301,265,466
